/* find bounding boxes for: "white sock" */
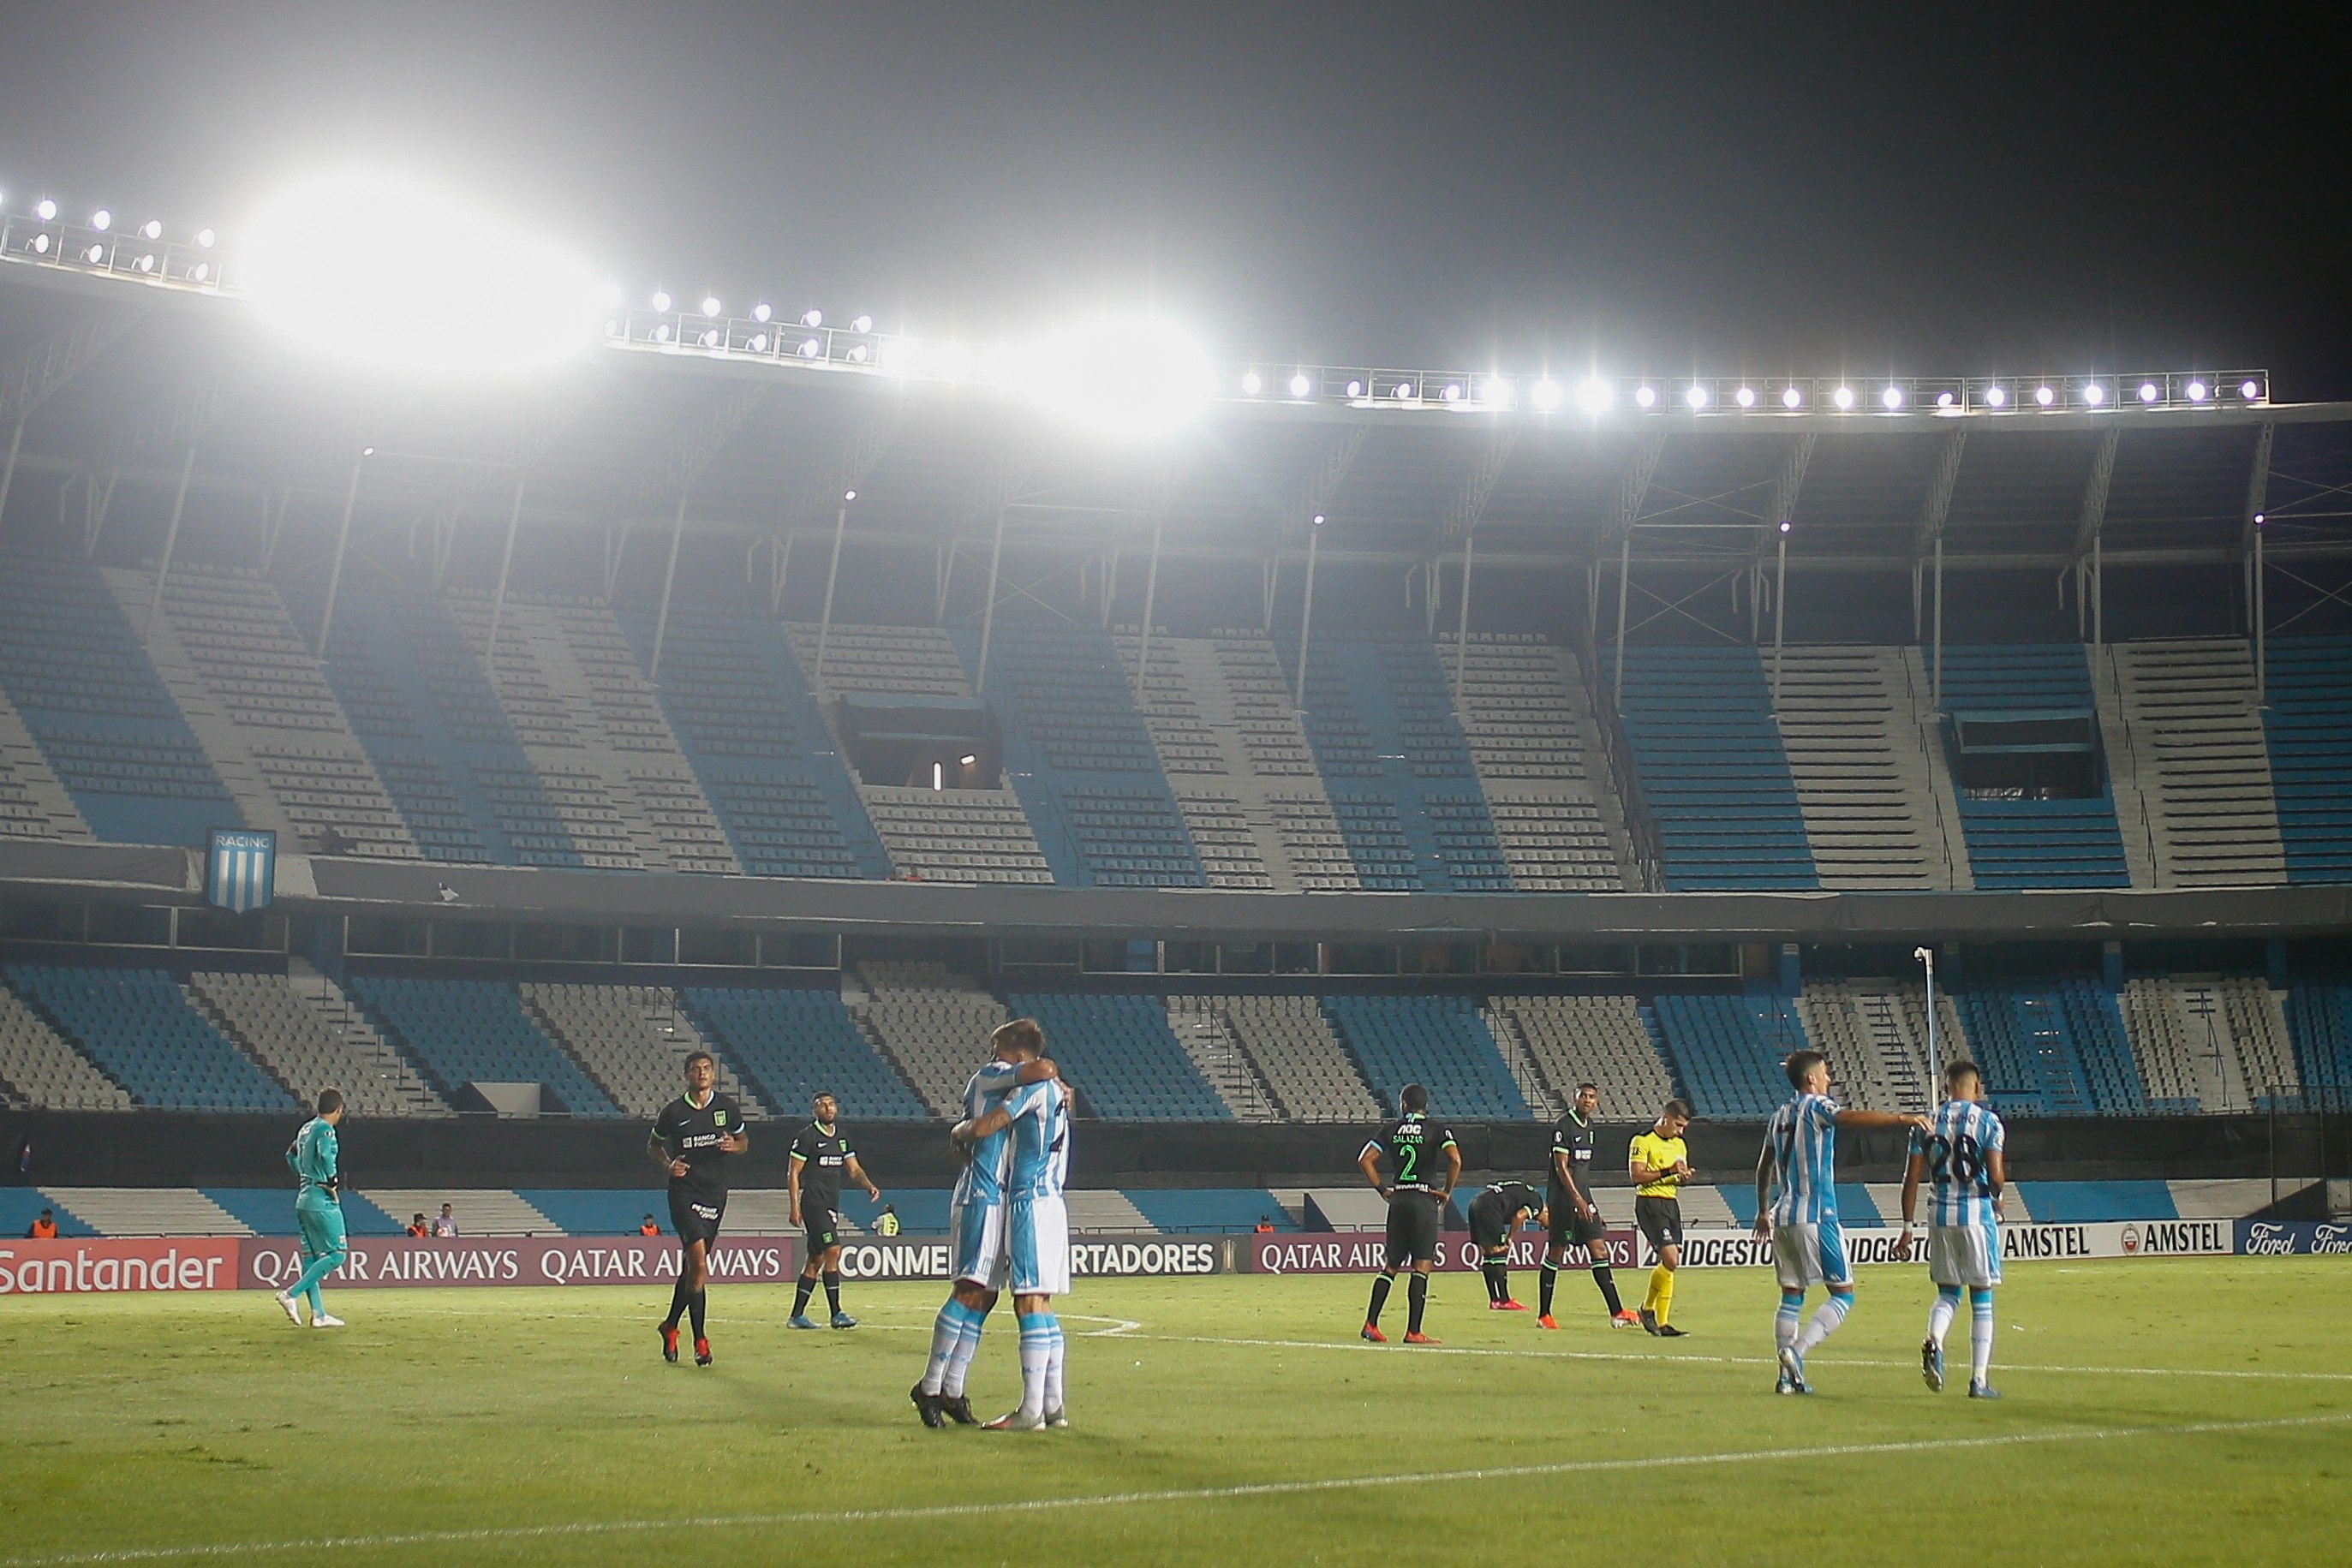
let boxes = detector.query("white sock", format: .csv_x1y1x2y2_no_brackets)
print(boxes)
1794,1292,1851,1356
1017,1312,1052,1419
1775,1292,1804,1353
942,1304,988,1398
921,1301,965,1396
1927,1289,1959,1349
1969,1292,1995,1384
1042,1315,1065,1412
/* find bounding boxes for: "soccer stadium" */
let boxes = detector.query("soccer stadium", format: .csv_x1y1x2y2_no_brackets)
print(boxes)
3,11,2349,1565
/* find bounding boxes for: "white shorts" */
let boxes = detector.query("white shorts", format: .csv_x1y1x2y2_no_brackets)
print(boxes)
1773,1219,1853,1291
951,1197,1007,1290
1006,1195,1070,1297
1928,1222,2003,1289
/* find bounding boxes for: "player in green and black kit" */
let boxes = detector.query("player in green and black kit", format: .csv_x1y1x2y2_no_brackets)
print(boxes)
274,1088,349,1328
788,1091,881,1330
1541,1082,1640,1330
1357,1082,1460,1345
650,1051,747,1367
1466,1179,1544,1310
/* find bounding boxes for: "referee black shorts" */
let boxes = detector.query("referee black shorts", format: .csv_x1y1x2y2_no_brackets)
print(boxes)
1384,1190,1443,1268
1547,1195,1609,1251
669,1186,727,1249
1634,1195,1684,1253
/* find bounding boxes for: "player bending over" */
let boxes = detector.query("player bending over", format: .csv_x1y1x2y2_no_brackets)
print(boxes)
274,1088,349,1328
1898,1059,2008,1399
1358,1082,1460,1345
910,1021,1059,1429
1541,1082,1639,1330
788,1092,882,1330
649,1051,747,1367
1756,1049,1930,1394
1628,1100,1696,1337
1466,1179,1543,1310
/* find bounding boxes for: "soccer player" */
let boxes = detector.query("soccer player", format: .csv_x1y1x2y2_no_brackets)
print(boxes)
910,1021,1059,1429
1627,1099,1696,1337
1540,1082,1639,1330
1357,1082,1460,1345
787,1091,882,1330
948,1027,1073,1431
649,1050,747,1368
1899,1059,2008,1399
273,1088,349,1328
1466,1178,1543,1310
1755,1049,1931,1394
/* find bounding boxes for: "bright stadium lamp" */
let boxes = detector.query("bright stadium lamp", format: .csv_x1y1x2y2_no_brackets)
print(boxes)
1782,385,1803,408
91,209,111,231
1288,372,1312,398
244,173,606,377
1008,315,1214,439
34,198,57,221
1734,385,1756,408
1568,378,1604,412
1633,385,1657,408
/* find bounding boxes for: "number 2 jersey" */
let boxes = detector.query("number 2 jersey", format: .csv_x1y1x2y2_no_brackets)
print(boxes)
1910,1098,2006,1228
1363,1111,1457,1194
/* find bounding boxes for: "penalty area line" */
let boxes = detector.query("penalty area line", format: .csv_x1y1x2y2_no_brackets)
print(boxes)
6,1410,2349,1565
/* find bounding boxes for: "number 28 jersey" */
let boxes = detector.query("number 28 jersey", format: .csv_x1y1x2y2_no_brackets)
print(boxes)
1910,1099,2005,1228
1364,1112,1456,1194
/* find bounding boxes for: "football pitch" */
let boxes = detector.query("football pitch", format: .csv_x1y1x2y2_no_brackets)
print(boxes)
1,1258,2346,1565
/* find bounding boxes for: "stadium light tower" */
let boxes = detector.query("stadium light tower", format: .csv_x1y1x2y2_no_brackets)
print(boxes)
1010,316,1214,440
1913,945,1941,1106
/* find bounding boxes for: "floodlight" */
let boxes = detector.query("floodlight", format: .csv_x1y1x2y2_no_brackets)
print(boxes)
1782,386,1802,408
1833,385,1855,410
1937,391,1955,408
802,309,823,327
799,337,822,357
1735,385,1756,408
749,334,768,353
140,219,162,240
30,234,49,254
851,314,874,333
2139,381,2160,402
1289,373,1312,397
847,344,869,362
84,244,104,263
1985,385,2008,407
244,173,608,376
959,754,977,766
753,302,772,323
652,290,672,312
2082,383,2105,405
1442,383,1463,402
845,490,858,502
1241,371,1263,395
191,262,208,281
91,209,110,231
2254,512,2265,528
1778,520,1793,534
1633,385,1657,408
1006,314,1215,439
2240,379,2259,400
701,295,721,317
1882,385,1903,409
1312,513,1326,527
194,227,215,248
34,198,56,221
699,328,719,348
1531,379,1565,410
654,325,672,343
1684,384,1707,408
2187,379,2208,402
135,254,155,272
1345,379,1364,398
2035,385,2055,406
1394,382,1414,400
1481,378,1513,408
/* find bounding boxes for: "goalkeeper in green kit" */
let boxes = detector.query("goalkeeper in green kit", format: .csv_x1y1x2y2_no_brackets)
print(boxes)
275,1088,350,1327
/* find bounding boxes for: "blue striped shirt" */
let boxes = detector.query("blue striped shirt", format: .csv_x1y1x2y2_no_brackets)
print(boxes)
1908,1099,2005,1228
951,1061,1021,1207
1764,1092,1840,1226
1004,1078,1071,1201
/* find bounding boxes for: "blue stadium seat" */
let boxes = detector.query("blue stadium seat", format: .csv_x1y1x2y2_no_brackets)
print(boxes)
1125,1189,1296,1233
683,987,928,1120
1322,994,1530,1119
1009,993,1228,1120
346,976,621,1117
1648,987,1809,1120
3,964,295,1112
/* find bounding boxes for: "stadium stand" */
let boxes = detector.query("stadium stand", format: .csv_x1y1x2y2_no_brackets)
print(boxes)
1771,646,1968,890
344,975,622,1118
2103,639,2285,888
1648,987,1811,1119
0,683,93,842
1794,979,1952,1113
0,979,134,1110
0,552,240,846
1322,993,1530,1118
851,960,1010,1116
682,985,929,1121
204,1185,402,1237
0,1189,96,1237
1124,1189,1297,1232
2259,636,2352,885
1484,993,1679,1119
518,982,763,1118
188,969,449,1118
35,1188,254,1237
1199,992,1382,1121
2116,974,2291,1113
1931,643,2134,889
1440,633,1630,891
1009,992,1229,1119
2283,978,2352,1107
3,964,294,1112
1949,978,2146,1118
1161,993,1280,1117
1604,646,1818,891
356,1189,560,1236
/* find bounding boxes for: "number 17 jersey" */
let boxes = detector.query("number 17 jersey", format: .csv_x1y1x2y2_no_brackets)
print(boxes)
1910,1099,2005,1227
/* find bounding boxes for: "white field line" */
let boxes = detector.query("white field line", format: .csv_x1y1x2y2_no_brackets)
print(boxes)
4,1410,2348,1566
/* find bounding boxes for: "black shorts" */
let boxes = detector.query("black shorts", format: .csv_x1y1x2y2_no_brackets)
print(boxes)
1384,1190,1443,1267
669,1187,727,1249
1548,1194,1609,1249
1467,1196,1513,1252
1634,1195,1683,1253
803,1207,840,1255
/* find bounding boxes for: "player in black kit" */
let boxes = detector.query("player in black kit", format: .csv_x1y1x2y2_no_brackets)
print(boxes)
1357,1082,1460,1345
1466,1179,1544,1311
1541,1082,1640,1330
787,1091,882,1330
648,1051,746,1366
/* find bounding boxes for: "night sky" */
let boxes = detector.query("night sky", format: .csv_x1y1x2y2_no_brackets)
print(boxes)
3,3,2343,394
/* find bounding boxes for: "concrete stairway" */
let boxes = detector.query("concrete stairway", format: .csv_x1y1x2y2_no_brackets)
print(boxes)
2101,639,2286,888
1162,994,1280,1118
0,686,92,842
1441,634,1633,890
1774,647,1967,890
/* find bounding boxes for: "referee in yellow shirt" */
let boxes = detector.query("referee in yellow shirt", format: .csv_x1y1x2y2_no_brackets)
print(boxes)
1627,1099,1696,1337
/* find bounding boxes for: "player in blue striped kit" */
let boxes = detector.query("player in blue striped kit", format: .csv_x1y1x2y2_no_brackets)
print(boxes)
966,1025,1072,1430
1754,1050,1929,1394
1898,1059,2008,1398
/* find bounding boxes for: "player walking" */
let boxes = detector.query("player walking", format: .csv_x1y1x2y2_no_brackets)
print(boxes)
1756,1049,1930,1393
948,1027,1072,1431
1628,1100,1696,1336
1899,1060,2008,1399
788,1092,882,1330
1539,1082,1639,1330
1357,1082,1460,1345
1466,1178,1543,1310
910,1021,1059,1429
649,1051,746,1367
273,1088,349,1328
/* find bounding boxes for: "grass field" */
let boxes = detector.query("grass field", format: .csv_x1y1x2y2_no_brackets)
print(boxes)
1,1258,2347,1565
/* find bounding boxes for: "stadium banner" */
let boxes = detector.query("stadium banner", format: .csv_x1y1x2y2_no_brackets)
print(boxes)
1249,1231,1637,1275
834,1232,1234,1282
1631,1219,2235,1269
236,1235,803,1291
2236,1219,2352,1256
0,1238,240,1296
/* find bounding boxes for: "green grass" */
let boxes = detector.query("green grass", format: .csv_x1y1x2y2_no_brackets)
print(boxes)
1,1258,2348,1565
